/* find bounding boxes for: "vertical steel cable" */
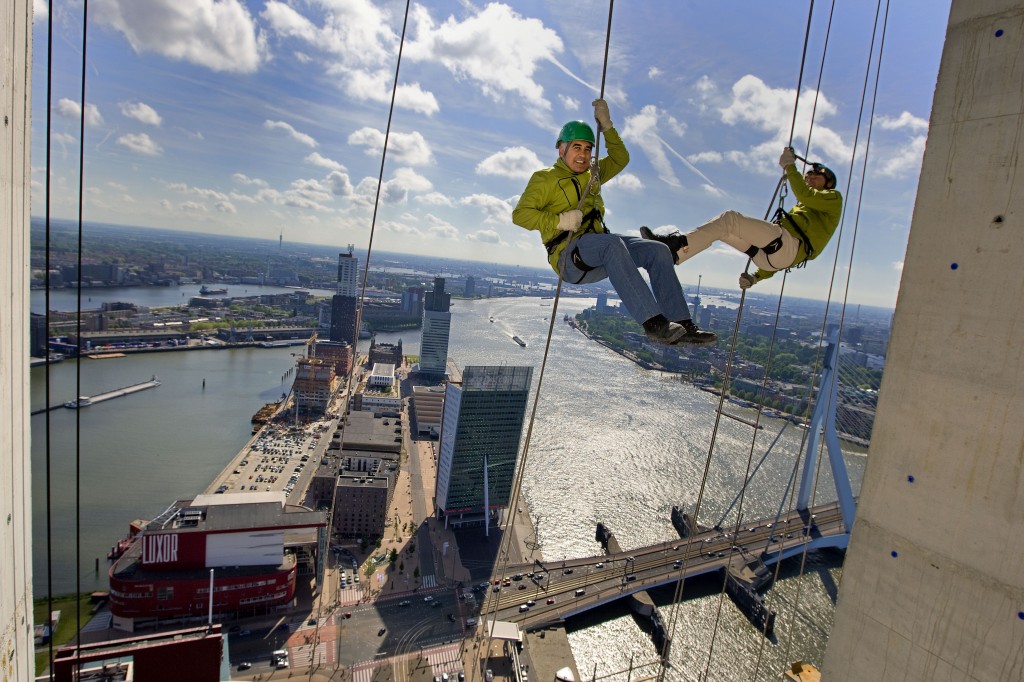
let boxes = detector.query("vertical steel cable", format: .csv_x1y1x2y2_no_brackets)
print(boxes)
479,1,616,675
43,0,56,677
71,3,91,677
309,2,413,677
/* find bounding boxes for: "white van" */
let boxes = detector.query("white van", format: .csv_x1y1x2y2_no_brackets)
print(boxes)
574,589,586,597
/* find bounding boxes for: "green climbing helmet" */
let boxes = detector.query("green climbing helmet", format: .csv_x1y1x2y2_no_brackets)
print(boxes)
556,120,595,148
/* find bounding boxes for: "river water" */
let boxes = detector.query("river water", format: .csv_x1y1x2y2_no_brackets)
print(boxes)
30,293,862,681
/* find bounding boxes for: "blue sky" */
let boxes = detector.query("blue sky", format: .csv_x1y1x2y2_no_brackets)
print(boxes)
32,0,951,307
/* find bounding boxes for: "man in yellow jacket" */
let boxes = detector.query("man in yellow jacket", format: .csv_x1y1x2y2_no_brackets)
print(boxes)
641,147,842,290
512,99,715,346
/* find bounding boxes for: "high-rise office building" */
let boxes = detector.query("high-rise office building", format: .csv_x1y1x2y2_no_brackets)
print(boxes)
419,277,452,376
336,245,358,296
435,365,533,532
330,246,359,345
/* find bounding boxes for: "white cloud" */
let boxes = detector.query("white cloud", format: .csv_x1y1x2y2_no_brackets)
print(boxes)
119,101,162,126
263,0,439,115
467,229,502,244
93,0,265,73
116,132,162,156
717,75,850,167
648,66,662,79
347,128,433,165
688,150,723,164
876,134,927,177
180,201,207,212
232,173,268,188
215,201,237,213
305,152,346,172
622,105,683,188
476,146,544,180
33,0,47,20
424,214,459,239
460,193,513,224
264,120,318,148
388,167,433,194
607,172,642,191
416,192,454,207
877,111,928,132
56,98,105,127
405,3,562,113
559,94,580,111
325,170,353,197
340,69,440,115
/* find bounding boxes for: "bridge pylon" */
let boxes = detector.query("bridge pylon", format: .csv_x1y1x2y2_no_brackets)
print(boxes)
795,325,857,535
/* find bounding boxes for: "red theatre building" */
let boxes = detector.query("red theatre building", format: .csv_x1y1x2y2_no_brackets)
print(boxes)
108,493,325,630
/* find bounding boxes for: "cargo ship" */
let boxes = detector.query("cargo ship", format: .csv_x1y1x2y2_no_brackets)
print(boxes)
199,285,228,295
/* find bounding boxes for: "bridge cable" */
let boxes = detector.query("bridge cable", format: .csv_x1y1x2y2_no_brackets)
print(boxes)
477,0,616,671
42,0,57,677
773,5,892,673
656,3,822,677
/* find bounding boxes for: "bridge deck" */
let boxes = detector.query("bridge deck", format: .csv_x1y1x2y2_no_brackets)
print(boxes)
476,501,848,630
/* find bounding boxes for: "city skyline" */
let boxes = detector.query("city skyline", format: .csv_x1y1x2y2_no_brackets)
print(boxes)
31,1,949,308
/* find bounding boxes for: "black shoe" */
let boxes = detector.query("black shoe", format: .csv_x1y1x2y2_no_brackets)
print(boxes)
672,320,716,346
642,315,686,345
639,226,688,262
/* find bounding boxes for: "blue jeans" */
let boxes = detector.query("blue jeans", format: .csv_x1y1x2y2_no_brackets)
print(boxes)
557,232,692,324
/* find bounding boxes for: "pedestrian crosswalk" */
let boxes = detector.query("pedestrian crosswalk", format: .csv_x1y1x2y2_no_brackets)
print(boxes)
426,642,464,675
287,641,333,668
420,573,437,588
351,641,463,682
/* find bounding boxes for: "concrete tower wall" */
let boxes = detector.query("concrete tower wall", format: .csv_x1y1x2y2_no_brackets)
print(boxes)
0,0,35,680
824,2,1024,679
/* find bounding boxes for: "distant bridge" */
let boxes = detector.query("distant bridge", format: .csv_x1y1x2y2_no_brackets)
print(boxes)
479,500,848,629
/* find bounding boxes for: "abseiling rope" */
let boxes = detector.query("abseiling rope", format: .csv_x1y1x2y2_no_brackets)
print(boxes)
768,1,890,674
308,1,413,675
658,3,822,677
478,0,617,674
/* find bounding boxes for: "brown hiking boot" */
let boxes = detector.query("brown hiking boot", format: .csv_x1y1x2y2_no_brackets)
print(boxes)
672,320,716,346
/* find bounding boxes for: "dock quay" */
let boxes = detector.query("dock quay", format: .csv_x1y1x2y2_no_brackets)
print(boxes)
62,377,161,409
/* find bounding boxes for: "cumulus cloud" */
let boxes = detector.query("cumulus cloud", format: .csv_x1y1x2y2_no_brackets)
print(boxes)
325,170,353,197
232,173,268,188
180,201,207,212
264,120,318,148
416,192,455,207
305,152,346,172
215,201,237,213
424,214,459,239
347,128,433,165
93,0,265,73
56,98,104,127
116,132,162,155
263,0,438,115
877,111,928,132
559,94,580,111
119,101,162,126
875,134,927,178
648,67,662,79
476,146,544,180
607,172,642,191
466,229,503,244
460,193,513,224
717,75,850,168
388,167,433,194
405,3,563,115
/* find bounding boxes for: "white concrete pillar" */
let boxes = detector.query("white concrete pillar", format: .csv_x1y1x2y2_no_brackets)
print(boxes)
824,2,1024,679
0,0,35,680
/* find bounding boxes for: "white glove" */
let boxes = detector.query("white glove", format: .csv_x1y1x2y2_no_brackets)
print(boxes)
557,209,583,232
739,272,756,290
592,99,613,132
778,147,796,169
